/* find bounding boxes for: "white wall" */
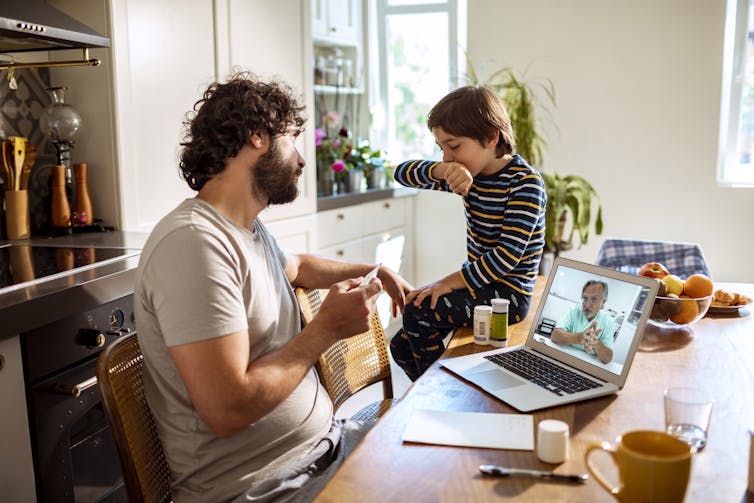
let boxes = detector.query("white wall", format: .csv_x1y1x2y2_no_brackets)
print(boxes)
454,0,754,282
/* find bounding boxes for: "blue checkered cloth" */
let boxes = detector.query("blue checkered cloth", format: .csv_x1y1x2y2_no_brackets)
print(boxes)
596,238,712,279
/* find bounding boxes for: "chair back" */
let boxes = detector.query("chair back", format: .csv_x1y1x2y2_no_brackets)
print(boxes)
295,288,393,412
596,238,712,279
96,333,172,503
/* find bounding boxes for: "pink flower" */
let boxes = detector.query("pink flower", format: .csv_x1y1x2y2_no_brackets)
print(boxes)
315,128,325,147
333,139,341,149
332,160,345,172
323,111,341,128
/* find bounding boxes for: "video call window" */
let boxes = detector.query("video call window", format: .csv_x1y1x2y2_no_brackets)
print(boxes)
533,265,651,376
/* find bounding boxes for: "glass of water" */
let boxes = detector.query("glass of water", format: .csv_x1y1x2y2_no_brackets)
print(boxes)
664,387,714,451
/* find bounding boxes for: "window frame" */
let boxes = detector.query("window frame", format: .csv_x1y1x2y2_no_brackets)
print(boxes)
718,0,754,187
368,0,466,159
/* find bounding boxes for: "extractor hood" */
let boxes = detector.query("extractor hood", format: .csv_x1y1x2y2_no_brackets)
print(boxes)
0,0,110,53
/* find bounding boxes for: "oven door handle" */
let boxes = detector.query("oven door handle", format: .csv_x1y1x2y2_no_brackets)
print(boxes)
55,376,98,397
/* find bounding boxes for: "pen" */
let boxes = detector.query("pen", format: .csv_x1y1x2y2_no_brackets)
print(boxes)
479,465,588,484
359,263,381,287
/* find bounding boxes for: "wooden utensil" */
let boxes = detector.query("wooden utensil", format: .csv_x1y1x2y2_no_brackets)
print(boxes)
1,139,14,188
20,141,36,190
11,136,26,190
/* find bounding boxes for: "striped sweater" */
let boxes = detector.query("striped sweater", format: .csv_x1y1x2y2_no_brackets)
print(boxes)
394,155,547,297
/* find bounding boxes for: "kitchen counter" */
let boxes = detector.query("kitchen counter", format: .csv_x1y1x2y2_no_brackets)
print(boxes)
316,185,417,212
0,231,148,339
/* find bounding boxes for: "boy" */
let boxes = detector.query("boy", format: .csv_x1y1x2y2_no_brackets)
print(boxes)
390,85,547,381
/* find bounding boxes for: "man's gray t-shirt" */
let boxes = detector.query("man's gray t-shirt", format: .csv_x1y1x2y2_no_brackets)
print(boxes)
135,198,333,502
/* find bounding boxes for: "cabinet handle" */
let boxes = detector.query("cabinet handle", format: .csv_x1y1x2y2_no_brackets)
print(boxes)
336,249,344,256
383,202,390,209
337,213,345,220
330,26,337,32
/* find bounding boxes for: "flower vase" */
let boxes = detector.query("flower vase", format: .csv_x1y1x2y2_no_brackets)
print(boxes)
317,160,334,197
347,169,364,193
366,166,386,190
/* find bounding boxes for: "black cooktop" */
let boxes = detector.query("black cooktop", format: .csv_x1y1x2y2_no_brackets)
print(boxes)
0,244,140,290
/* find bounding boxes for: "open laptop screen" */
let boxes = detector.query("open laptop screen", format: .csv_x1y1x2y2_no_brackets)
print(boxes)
529,260,654,378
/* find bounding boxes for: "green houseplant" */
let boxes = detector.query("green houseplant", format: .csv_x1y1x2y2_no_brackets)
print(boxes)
464,59,603,257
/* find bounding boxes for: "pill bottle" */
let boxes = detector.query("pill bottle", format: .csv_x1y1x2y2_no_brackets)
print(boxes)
473,305,493,345
490,298,509,348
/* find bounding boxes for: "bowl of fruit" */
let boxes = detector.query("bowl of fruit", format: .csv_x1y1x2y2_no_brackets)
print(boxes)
638,262,714,328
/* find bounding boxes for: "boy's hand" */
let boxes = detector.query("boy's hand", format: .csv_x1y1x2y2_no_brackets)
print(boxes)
439,162,473,195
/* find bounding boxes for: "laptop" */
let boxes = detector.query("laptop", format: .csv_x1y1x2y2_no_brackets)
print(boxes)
441,257,660,412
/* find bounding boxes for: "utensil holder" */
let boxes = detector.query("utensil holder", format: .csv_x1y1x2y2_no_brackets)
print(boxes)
5,189,30,239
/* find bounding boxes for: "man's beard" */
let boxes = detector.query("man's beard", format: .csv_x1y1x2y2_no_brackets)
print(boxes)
252,140,301,205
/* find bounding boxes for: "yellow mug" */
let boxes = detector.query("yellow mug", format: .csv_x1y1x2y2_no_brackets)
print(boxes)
584,430,693,502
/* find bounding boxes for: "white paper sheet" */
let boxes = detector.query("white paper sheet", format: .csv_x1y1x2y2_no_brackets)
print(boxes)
402,409,534,450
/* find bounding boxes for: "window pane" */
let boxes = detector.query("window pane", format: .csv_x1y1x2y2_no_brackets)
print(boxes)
386,12,449,160
738,1,754,166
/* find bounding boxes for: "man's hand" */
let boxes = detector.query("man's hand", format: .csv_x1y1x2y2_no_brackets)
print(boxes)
580,322,602,355
437,162,473,195
376,266,414,317
314,278,383,344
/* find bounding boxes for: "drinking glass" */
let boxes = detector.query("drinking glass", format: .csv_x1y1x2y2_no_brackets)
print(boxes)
664,387,713,451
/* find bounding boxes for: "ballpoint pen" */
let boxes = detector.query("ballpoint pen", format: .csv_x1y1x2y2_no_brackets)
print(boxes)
479,465,588,484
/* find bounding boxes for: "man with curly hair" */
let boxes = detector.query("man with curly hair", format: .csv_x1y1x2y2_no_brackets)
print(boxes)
135,73,412,502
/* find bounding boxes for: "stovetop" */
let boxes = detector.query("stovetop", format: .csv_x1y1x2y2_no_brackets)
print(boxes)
0,244,140,291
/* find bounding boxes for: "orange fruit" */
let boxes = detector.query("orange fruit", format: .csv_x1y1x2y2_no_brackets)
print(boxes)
683,274,714,299
670,297,700,325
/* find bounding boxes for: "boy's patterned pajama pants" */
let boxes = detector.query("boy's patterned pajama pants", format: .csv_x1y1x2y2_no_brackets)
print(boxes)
389,283,531,381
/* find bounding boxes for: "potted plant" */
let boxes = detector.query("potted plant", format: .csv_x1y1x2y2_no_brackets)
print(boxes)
464,59,603,263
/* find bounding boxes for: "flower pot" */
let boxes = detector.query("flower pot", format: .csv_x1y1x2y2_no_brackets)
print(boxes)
366,166,386,190
346,169,364,193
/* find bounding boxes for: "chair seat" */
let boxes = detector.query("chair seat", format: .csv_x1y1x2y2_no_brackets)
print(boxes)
596,238,711,279
350,398,400,422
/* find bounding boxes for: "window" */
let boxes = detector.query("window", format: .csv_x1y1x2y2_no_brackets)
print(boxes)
719,0,754,186
368,0,466,162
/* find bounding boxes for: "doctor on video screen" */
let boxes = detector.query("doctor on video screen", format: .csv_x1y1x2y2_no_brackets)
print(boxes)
551,280,615,364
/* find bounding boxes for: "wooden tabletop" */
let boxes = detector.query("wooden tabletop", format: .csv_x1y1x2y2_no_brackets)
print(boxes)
314,279,754,502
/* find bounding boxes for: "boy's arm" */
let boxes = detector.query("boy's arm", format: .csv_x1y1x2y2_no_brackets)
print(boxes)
394,160,452,192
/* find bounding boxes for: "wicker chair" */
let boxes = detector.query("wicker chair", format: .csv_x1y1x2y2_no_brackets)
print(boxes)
97,333,172,503
295,287,397,420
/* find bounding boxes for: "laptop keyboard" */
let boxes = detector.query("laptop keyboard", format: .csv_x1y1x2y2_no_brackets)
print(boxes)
484,349,603,396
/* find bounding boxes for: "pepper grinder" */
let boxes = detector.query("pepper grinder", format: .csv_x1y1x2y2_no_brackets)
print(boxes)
74,162,93,225
51,164,71,228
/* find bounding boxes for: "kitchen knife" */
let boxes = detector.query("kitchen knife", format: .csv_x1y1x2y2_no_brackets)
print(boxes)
479,465,588,483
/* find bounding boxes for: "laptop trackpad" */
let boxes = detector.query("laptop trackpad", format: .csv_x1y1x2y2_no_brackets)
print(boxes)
471,369,526,390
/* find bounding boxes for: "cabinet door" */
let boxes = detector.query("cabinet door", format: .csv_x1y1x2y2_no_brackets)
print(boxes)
109,0,216,232
312,0,360,46
325,0,359,45
311,0,328,38
226,0,316,223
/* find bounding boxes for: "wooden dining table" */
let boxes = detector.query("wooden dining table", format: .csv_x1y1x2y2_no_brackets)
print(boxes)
314,278,754,502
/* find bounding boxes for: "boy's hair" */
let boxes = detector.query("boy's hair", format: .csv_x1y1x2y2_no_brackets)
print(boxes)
179,72,306,191
427,85,515,158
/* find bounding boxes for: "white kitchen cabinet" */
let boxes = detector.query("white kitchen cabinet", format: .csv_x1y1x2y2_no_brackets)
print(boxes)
0,336,36,503
54,0,314,233
312,0,361,47
317,196,415,285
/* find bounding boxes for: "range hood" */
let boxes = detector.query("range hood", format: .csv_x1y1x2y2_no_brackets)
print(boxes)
0,0,110,53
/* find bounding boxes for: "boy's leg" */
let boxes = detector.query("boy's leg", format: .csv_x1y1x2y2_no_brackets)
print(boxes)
390,284,532,381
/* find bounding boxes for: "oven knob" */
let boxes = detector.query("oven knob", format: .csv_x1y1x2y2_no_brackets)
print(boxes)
77,329,105,348
110,309,125,328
